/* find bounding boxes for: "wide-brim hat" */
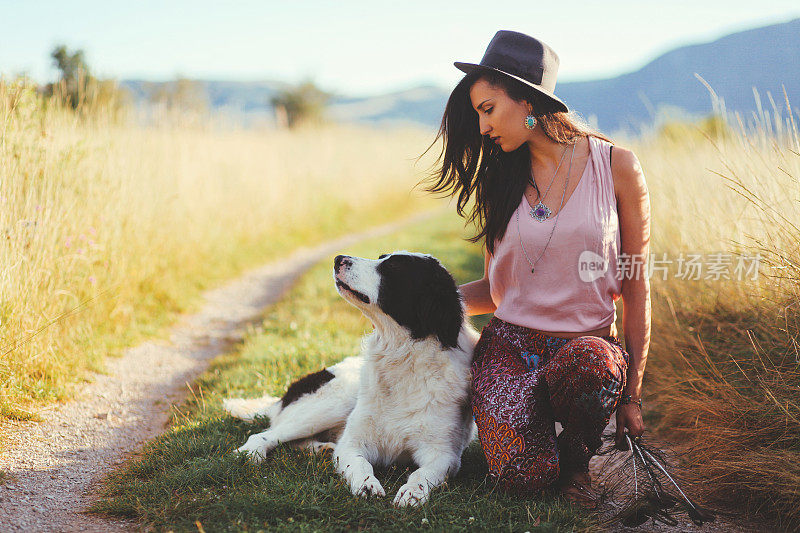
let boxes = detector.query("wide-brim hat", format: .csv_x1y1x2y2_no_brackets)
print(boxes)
454,30,569,113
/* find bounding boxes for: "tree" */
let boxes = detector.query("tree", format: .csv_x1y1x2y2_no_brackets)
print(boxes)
270,81,330,128
42,45,129,117
49,45,92,108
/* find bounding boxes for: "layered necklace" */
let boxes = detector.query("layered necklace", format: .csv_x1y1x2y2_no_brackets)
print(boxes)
517,142,576,274
528,144,568,222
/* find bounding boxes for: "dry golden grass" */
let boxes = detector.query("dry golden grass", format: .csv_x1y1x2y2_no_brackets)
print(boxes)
632,101,800,529
0,80,436,418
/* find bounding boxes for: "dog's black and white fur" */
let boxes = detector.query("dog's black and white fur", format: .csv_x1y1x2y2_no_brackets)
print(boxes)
224,251,478,506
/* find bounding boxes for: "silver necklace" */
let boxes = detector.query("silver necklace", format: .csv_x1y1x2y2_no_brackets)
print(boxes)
529,144,569,222
517,142,575,274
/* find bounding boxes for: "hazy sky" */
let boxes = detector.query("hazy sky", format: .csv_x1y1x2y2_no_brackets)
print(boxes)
1,0,798,97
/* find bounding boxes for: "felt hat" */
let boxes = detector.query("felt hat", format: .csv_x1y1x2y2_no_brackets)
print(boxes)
454,30,569,113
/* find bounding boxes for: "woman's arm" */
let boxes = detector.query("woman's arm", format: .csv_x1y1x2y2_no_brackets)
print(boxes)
611,146,652,444
459,249,497,316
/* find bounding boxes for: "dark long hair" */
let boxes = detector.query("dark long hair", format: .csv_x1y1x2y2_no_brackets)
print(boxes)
423,69,611,254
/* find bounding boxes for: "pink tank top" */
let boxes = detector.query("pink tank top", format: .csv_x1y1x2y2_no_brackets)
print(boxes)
487,135,622,332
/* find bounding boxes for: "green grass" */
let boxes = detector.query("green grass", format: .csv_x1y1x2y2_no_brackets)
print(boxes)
91,211,593,532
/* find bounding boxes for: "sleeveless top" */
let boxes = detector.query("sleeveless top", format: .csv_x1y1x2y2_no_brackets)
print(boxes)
487,135,622,332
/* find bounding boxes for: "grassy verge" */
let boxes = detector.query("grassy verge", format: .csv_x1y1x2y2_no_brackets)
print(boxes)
636,109,800,530
0,80,436,417
648,284,799,530
91,211,593,532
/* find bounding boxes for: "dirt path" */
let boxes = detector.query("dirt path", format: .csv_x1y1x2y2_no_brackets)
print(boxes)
0,210,438,532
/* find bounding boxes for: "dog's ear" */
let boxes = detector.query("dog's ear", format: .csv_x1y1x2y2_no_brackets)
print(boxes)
416,266,463,348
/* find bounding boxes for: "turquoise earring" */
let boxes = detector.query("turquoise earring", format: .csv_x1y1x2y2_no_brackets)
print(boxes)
525,115,537,130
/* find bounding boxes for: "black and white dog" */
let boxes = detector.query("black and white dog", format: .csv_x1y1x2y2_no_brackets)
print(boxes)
224,251,478,506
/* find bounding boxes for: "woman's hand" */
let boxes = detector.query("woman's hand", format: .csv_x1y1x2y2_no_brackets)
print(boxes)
458,251,497,316
615,404,645,448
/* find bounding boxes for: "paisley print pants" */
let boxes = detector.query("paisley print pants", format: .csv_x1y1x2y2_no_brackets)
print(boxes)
471,317,629,494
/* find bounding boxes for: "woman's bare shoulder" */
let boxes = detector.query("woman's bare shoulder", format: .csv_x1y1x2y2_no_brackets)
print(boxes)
608,144,647,201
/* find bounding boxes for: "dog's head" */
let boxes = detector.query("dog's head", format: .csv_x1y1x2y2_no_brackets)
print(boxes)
333,251,464,348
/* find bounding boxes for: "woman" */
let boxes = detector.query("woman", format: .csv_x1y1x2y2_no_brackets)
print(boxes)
427,31,651,505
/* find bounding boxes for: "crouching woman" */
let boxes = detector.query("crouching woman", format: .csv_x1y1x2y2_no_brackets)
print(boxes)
427,31,651,504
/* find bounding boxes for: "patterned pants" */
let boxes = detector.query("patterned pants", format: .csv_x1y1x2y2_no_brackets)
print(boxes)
471,317,629,494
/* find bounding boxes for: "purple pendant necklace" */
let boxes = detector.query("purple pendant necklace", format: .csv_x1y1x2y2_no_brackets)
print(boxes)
529,144,568,222
517,142,575,274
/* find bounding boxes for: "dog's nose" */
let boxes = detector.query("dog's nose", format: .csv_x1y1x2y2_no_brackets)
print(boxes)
334,255,352,270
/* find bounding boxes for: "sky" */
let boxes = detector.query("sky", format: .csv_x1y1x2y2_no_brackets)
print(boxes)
1,0,799,97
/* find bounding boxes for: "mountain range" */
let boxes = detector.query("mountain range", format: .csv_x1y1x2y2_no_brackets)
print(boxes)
120,18,800,133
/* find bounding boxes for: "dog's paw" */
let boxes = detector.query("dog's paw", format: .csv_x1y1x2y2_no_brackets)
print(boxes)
393,482,430,507
352,476,386,499
235,433,277,463
223,398,258,422
308,441,336,455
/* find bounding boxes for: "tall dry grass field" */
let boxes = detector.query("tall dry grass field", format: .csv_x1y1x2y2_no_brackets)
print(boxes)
631,103,800,529
0,80,435,419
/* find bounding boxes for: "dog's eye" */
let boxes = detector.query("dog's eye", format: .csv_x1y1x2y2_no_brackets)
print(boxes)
378,254,389,259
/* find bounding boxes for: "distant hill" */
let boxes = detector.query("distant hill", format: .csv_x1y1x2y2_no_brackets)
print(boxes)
327,85,448,127
557,17,800,132
120,18,800,132
120,78,449,128
120,79,289,125
121,79,287,110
